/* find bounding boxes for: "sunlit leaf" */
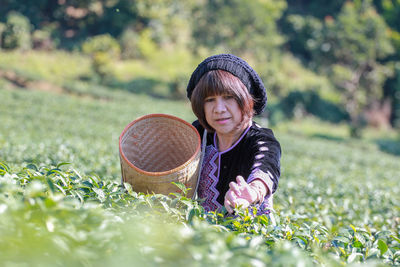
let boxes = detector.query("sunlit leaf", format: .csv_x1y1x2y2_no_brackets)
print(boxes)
378,239,388,255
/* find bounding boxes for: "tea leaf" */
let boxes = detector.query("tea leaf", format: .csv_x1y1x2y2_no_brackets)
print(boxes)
377,239,388,255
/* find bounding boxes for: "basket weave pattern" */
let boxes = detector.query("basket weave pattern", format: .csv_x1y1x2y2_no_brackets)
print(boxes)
119,114,201,197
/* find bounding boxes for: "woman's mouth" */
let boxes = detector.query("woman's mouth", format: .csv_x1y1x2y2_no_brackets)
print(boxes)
215,117,230,124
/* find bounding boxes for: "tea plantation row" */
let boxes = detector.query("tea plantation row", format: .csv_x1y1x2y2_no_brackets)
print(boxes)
0,88,399,266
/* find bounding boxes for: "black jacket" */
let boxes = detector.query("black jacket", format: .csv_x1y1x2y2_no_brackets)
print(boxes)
193,120,281,207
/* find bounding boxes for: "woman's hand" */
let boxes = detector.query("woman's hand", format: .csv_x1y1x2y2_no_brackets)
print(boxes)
224,176,259,214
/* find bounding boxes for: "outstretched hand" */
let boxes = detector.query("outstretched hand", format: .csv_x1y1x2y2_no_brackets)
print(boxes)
224,176,259,214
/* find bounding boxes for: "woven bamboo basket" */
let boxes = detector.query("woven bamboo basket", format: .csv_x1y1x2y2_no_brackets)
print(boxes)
119,114,201,198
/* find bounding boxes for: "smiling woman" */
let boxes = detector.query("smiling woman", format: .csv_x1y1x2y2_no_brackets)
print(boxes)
186,54,281,215
203,94,244,150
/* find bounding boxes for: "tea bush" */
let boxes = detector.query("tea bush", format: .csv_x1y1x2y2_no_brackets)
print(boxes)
0,88,399,266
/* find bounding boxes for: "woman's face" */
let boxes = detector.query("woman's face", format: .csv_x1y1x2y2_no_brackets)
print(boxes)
204,94,245,136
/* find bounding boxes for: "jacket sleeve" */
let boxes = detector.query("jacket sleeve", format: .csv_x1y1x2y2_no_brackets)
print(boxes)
246,127,281,195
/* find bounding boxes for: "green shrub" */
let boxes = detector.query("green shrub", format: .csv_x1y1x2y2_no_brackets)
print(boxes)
119,28,140,59
82,34,120,58
136,29,158,60
82,34,121,82
32,29,54,50
2,11,32,50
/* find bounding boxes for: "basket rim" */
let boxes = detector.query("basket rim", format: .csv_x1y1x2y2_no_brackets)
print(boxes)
119,113,201,176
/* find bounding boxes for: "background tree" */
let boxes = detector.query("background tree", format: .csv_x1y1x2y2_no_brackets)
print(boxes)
373,0,400,127
191,0,286,61
299,1,394,136
1,0,400,130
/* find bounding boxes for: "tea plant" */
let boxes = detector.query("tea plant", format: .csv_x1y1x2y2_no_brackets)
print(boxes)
1,160,399,266
1,88,400,266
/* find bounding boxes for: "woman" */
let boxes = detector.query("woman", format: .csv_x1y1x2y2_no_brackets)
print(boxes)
186,54,281,215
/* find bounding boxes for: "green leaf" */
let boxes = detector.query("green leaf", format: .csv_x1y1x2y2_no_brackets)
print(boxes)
294,235,308,248
72,168,83,180
0,162,10,174
258,215,269,226
334,236,350,245
171,182,187,195
391,235,400,244
354,232,366,246
123,182,133,194
244,215,251,222
159,200,170,212
26,163,38,171
57,162,71,168
54,183,66,195
338,247,347,256
347,251,357,263
353,240,363,248
377,239,388,255
187,207,200,223
73,190,84,204
366,248,380,259
89,176,100,188
92,187,106,202
46,177,56,194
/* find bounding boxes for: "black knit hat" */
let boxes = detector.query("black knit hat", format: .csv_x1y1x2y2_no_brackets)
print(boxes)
186,54,267,115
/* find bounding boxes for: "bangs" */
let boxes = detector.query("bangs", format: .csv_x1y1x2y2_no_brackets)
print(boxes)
196,70,235,99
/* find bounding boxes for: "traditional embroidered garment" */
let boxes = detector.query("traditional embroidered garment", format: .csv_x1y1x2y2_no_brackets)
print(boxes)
193,120,281,214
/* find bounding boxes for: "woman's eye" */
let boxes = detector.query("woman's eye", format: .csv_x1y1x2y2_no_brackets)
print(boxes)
205,98,215,102
224,95,234,100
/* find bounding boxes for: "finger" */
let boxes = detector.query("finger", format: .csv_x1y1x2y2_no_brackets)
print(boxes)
236,176,246,186
224,197,234,214
225,189,240,213
225,189,238,202
229,181,242,196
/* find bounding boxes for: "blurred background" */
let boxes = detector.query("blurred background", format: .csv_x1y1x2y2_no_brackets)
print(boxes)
0,0,399,138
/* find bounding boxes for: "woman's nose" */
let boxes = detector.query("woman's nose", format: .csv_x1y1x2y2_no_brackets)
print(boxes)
214,98,227,113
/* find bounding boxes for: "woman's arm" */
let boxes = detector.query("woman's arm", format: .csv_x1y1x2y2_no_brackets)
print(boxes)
224,127,280,214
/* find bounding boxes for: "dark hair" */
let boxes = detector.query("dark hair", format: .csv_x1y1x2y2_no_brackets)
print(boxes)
191,70,254,131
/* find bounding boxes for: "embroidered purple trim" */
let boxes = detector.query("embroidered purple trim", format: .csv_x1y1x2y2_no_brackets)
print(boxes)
198,145,221,211
247,168,274,215
198,123,257,212
254,202,273,216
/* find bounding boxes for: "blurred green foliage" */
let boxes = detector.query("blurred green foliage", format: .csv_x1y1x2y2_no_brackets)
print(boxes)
1,0,400,134
82,34,121,57
283,1,396,136
1,11,31,50
191,0,286,58
82,34,121,82
273,90,349,123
